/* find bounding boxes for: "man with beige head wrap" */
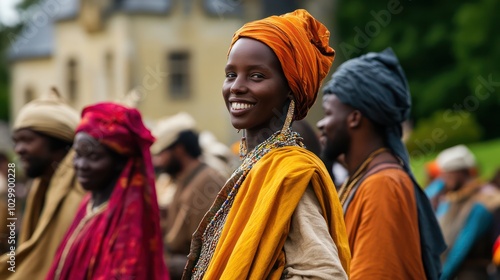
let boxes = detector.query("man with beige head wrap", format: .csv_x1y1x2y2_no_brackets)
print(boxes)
151,112,226,280
435,145,500,279
0,88,85,279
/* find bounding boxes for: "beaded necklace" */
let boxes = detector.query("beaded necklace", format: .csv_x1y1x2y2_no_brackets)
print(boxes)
191,127,303,279
338,147,388,206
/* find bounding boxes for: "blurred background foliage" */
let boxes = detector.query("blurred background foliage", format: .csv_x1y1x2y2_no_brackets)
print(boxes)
0,0,36,121
336,0,500,151
406,110,483,155
1,0,499,166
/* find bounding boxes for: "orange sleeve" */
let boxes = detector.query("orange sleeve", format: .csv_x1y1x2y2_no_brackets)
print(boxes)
345,170,426,280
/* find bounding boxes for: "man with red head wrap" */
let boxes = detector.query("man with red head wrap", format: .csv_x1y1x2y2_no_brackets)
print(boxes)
46,103,169,280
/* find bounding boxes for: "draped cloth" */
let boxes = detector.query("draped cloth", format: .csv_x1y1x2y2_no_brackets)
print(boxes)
0,151,84,280
229,9,335,121
0,87,83,280
323,48,446,280
45,103,169,280
184,147,350,279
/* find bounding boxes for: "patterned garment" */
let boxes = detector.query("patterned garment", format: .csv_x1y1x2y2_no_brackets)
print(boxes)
184,129,350,279
45,103,169,280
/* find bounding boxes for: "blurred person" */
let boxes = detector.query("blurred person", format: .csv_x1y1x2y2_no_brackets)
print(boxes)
426,160,442,185
199,131,237,178
424,160,446,211
183,9,350,279
45,102,168,279
151,113,226,280
492,168,500,278
435,145,500,280
291,119,321,157
0,88,84,279
492,233,500,277
318,48,446,280
0,152,10,254
491,168,500,189
151,112,196,235
331,159,349,188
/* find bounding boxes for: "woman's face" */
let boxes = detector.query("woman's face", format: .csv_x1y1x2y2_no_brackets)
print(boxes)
223,38,290,134
73,132,123,192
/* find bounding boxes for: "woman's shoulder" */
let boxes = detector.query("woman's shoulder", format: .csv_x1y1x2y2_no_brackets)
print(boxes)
265,146,322,164
253,146,327,176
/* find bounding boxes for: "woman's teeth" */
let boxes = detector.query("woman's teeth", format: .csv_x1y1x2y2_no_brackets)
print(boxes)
231,102,255,110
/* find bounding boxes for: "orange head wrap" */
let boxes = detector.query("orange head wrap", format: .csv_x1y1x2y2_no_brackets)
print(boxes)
229,9,335,120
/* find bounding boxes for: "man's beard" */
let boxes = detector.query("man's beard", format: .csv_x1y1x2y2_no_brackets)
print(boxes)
321,138,348,163
24,157,51,178
164,156,182,177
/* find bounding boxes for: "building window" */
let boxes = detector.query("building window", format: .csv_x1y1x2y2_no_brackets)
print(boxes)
168,51,190,99
25,87,34,103
67,59,78,103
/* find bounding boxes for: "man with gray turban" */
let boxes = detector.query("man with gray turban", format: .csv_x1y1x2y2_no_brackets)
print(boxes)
0,88,84,279
317,48,446,279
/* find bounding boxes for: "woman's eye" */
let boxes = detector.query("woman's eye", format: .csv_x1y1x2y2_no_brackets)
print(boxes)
250,73,264,79
226,72,236,78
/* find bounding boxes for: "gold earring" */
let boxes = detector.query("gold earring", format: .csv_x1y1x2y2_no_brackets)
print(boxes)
239,129,247,159
281,99,295,134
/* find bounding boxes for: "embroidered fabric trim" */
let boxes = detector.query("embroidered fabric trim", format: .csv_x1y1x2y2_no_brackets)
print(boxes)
191,127,303,279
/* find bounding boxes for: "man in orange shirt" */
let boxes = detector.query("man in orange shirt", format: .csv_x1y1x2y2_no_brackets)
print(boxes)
318,48,446,279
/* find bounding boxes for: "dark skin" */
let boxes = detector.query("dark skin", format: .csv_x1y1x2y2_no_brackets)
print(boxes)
317,94,399,175
441,169,473,192
292,119,321,157
152,144,200,180
223,38,292,151
73,132,125,208
13,128,69,183
152,143,201,279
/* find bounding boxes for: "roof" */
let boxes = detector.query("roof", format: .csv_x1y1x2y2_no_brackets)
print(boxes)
7,0,304,61
8,20,54,61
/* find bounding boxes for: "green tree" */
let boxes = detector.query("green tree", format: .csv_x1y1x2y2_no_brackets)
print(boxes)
335,0,500,140
0,0,41,121
0,25,19,121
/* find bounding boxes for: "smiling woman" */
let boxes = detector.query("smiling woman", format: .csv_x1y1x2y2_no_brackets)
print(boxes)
45,102,169,280
183,9,350,280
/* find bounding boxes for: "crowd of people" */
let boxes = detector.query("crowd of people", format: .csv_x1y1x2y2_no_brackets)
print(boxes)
0,8,499,280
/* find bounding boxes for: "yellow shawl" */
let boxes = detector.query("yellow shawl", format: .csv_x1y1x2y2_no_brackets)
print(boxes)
0,150,85,279
185,146,350,279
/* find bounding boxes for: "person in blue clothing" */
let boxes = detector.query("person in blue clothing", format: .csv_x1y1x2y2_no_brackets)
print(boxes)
424,163,445,212
434,145,500,280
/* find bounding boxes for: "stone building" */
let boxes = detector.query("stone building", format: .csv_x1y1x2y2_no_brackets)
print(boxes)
9,0,334,143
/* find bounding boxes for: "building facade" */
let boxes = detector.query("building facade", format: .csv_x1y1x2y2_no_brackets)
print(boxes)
9,0,334,143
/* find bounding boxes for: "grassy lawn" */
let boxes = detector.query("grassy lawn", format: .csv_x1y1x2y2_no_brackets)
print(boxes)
410,138,500,187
